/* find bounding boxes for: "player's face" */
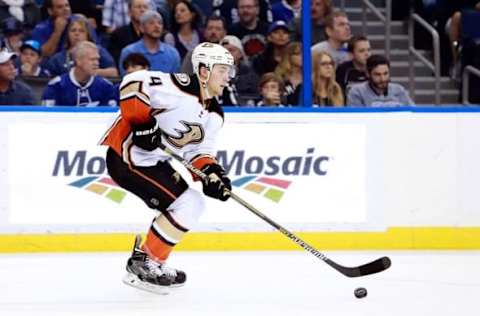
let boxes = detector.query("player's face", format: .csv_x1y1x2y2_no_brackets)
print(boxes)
369,64,390,91
0,59,16,81
207,64,234,97
352,40,371,66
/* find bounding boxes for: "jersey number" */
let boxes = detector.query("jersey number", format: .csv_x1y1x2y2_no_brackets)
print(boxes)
149,76,163,86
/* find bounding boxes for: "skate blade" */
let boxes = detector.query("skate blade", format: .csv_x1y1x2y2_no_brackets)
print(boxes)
122,273,169,295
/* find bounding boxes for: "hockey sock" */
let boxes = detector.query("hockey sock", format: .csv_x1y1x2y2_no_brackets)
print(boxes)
142,212,188,262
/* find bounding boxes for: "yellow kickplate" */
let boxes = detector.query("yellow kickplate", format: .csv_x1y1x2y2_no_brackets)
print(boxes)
0,227,480,253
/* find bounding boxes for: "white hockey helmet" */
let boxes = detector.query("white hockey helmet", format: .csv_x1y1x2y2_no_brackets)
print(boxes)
191,42,235,78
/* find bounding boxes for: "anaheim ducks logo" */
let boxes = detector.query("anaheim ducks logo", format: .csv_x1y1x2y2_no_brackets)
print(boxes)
174,73,190,86
164,121,204,148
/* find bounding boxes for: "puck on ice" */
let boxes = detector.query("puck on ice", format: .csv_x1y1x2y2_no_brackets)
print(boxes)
354,287,367,299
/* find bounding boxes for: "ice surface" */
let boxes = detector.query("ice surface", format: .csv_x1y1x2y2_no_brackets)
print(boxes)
1,251,479,316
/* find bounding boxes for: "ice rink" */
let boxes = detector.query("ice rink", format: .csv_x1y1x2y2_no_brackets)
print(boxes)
1,251,479,316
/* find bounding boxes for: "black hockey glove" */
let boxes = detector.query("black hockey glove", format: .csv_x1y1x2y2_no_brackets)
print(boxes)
200,163,231,201
132,118,161,151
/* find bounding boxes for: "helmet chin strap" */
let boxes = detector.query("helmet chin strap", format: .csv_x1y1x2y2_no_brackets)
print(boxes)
198,69,212,101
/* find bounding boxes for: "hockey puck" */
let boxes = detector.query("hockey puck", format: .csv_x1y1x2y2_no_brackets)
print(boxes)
354,287,367,299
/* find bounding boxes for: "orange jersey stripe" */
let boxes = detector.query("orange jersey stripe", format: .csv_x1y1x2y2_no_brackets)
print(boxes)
101,96,152,155
101,117,130,156
120,95,152,125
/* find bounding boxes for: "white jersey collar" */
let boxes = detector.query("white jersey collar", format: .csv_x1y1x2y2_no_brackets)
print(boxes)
69,68,95,89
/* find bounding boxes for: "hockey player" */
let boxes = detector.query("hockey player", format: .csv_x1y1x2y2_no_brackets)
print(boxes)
100,42,235,293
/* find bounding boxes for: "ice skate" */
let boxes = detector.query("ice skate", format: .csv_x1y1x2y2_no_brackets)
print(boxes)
122,235,172,294
160,262,187,288
122,235,187,294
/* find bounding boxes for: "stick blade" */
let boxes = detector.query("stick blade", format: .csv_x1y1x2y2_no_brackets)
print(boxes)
356,256,391,277
327,256,392,278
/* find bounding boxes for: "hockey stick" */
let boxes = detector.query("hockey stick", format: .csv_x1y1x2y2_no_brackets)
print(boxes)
158,143,391,278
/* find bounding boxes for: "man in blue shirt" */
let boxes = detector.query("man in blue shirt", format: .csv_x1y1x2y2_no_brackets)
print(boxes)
118,10,180,75
347,55,414,107
42,41,117,106
0,50,36,105
30,0,72,57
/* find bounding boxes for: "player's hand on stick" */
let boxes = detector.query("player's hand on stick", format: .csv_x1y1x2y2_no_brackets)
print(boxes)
200,163,231,201
132,118,162,151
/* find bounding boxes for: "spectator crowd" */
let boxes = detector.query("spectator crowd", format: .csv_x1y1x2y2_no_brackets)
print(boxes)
7,0,472,107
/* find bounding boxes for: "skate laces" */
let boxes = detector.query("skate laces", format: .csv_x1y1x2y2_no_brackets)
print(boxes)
145,257,165,277
145,257,177,278
160,264,178,278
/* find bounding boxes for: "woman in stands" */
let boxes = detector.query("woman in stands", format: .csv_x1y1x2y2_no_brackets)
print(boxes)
275,41,302,105
163,0,204,61
312,51,344,107
45,15,118,77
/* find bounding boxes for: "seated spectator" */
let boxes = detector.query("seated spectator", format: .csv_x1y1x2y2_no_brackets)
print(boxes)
229,0,270,57
289,0,332,45
42,41,117,106
256,72,285,106
164,0,204,61
45,16,118,77
19,40,51,77
312,51,344,107
0,17,24,54
275,41,302,105
212,0,272,26
102,0,130,34
0,50,36,105
217,35,258,106
30,0,72,57
107,0,150,64
311,10,351,66
181,15,227,74
113,52,150,100
252,20,290,76
122,52,150,73
119,10,180,75
336,35,371,97
0,0,41,32
220,35,259,105
272,0,301,24
69,0,100,30
347,54,414,107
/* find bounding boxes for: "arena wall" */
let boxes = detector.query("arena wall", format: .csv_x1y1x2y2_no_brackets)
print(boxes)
0,107,479,251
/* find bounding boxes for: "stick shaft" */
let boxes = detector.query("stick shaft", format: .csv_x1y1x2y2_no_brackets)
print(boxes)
161,145,329,260
159,144,391,277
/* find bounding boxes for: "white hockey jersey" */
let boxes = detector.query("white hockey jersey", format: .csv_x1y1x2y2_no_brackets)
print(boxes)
100,70,224,170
